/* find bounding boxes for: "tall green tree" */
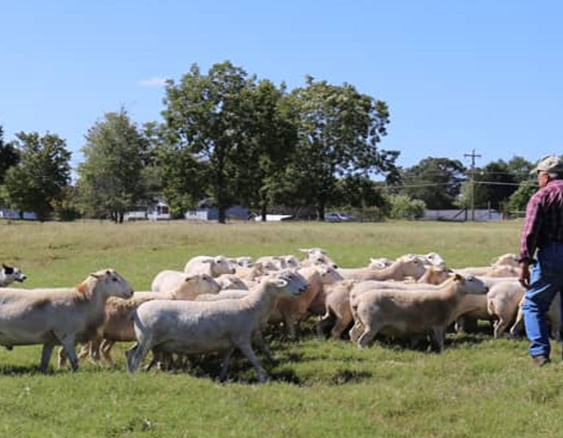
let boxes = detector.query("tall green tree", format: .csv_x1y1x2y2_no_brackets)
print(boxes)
0,126,20,186
507,180,538,214
477,161,518,210
458,160,519,212
77,110,149,223
232,79,298,220
507,156,534,183
330,174,387,210
400,157,466,209
162,61,256,223
287,76,398,220
1,132,71,220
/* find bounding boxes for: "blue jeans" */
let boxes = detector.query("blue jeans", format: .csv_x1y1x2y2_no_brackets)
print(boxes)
522,243,563,357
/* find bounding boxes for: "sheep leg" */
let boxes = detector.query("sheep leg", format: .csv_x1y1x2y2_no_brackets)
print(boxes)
100,339,115,364
88,337,103,362
126,340,151,372
253,330,274,363
57,334,78,371
237,341,268,383
349,322,364,343
57,347,67,368
509,313,524,338
77,343,91,361
315,313,334,338
219,348,235,382
357,326,377,349
429,326,446,352
494,318,508,339
40,342,56,372
284,316,297,339
331,316,352,340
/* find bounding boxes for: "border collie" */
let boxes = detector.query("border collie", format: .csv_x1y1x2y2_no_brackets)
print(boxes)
0,264,27,287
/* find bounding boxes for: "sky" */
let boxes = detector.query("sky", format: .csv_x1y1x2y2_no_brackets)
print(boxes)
1,0,562,174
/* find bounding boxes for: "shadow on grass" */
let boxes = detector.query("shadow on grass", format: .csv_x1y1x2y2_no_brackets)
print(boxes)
0,364,51,376
329,368,372,385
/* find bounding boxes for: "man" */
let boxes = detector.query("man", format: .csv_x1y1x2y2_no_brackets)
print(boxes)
519,155,563,366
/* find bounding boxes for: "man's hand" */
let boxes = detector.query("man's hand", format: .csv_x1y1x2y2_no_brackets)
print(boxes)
519,262,531,289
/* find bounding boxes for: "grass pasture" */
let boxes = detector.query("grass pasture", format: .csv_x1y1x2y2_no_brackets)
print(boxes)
0,219,558,438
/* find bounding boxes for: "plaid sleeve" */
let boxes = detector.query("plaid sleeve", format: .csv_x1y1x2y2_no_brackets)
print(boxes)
519,192,543,263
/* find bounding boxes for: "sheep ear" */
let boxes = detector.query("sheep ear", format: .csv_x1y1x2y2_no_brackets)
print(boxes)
298,248,310,254
184,276,194,282
2,263,8,269
453,273,463,281
274,278,289,288
89,273,102,279
202,259,213,264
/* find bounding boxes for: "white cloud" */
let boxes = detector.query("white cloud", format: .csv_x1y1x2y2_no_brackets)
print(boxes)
137,77,168,87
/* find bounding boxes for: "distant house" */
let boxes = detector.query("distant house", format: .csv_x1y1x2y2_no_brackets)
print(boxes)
423,209,502,222
0,208,37,220
124,199,171,222
125,197,249,222
184,205,249,221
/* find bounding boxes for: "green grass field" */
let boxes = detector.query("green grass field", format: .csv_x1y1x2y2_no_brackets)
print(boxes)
0,219,558,438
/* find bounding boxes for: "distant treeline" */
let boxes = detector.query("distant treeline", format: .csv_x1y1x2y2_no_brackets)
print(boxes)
0,61,541,223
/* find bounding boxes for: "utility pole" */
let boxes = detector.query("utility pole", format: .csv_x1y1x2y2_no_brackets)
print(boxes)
464,149,481,221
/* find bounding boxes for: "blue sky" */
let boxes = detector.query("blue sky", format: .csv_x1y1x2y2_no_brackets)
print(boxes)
1,0,562,173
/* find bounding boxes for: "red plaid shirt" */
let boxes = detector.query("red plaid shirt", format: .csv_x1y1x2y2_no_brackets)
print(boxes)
519,179,563,263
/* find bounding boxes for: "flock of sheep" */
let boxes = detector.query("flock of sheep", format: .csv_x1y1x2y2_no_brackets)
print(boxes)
0,249,540,382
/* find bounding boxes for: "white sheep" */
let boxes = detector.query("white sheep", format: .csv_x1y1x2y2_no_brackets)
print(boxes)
0,269,133,371
269,265,343,338
255,255,300,271
151,270,187,292
510,292,562,341
486,280,526,338
126,270,309,382
299,248,339,269
215,274,249,291
337,256,426,281
401,252,446,269
349,274,488,352
316,279,360,339
319,267,453,340
184,255,235,277
94,273,221,364
491,253,519,268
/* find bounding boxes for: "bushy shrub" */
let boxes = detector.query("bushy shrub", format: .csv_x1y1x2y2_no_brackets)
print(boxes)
387,194,426,220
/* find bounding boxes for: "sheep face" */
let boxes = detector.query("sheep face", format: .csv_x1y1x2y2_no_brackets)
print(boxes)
210,256,236,276
283,256,301,269
402,258,427,280
368,258,394,269
89,269,134,299
267,270,308,298
455,274,489,295
183,274,221,296
217,274,248,290
300,248,338,269
425,252,446,269
317,266,344,284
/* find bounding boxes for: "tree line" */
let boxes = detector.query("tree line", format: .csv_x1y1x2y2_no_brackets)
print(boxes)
0,61,540,223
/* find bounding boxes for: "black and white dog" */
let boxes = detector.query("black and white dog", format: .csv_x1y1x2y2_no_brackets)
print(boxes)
0,264,27,287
